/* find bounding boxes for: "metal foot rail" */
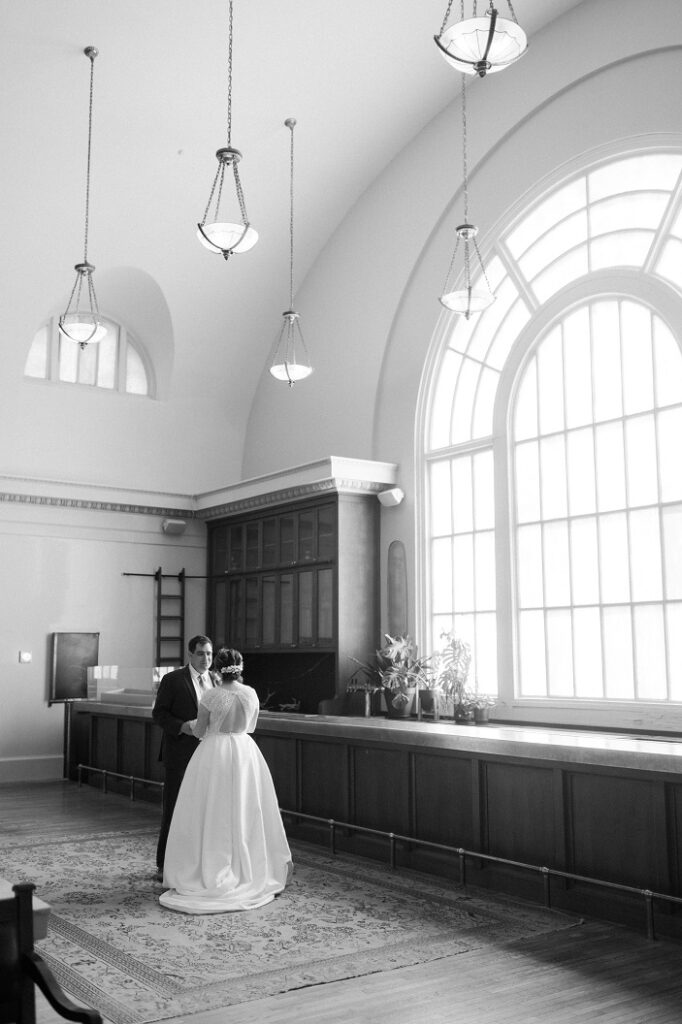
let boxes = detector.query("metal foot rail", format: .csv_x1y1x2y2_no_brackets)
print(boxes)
77,763,164,801
280,808,682,940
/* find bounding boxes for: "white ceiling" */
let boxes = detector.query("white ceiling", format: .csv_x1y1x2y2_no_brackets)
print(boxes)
3,1,584,425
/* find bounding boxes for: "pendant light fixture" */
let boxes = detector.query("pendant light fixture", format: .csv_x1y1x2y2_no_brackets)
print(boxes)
197,0,257,259
435,1,527,78
269,118,313,386
439,75,495,318
59,46,106,348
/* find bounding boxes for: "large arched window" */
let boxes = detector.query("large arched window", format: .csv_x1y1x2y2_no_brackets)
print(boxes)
25,315,151,396
424,148,682,727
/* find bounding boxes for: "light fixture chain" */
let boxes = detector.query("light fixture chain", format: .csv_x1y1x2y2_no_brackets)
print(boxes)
438,0,458,37
461,73,469,222
472,236,493,291
201,162,223,225
226,0,233,146
83,49,96,263
506,0,520,23
232,162,249,223
288,120,295,308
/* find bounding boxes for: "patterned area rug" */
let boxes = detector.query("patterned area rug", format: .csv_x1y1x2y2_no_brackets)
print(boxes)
0,830,578,1024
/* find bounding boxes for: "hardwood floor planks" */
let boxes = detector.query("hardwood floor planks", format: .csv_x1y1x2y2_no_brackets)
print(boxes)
1,781,680,1024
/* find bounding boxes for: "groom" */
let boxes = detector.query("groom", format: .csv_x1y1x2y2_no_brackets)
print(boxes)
152,634,214,881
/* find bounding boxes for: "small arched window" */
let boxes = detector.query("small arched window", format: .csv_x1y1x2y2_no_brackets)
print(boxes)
25,315,151,396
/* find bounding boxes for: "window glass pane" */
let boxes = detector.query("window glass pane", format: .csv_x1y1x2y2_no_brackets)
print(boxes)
634,604,667,700
570,517,600,606
655,237,682,290
602,606,634,698
467,278,518,363
532,246,589,302
563,308,592,429
430,349,462,449
625,414,658,508
474,530,496,610
517,524,543,608
540,435,568,520
662,505,682,600
653,316,682,408
505,178,587,259
621,302,654,415
452,357,480,443
58,336,79,383
452,457,473,534
472,449,495,530
566,428,597,516
25,325,48,378
573,607,604,698
666,603,682,701
518,209,588,281
429,461,452,535
546,609,574,696
537,326,564,436
513,356,537,442
77,343,97,386
590,230,653,270
471,366,499,439
629,508,662,602
453,534,474,610
474,613,497,695
543,520,571,607
514,440,540,523
591,302,622,422
595,421,626,513
431,537,453,613
518,610,546,696
126,344,148,395
97,328,117,389
590,193,669,234
486,298,531,371
588,154,682,201
658,407,682,503
599,512,630,603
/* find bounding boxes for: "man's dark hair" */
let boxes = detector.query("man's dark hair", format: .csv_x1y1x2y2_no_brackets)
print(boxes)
188,634,212,653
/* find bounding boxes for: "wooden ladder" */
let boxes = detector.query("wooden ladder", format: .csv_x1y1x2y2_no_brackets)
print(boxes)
155,567,185,666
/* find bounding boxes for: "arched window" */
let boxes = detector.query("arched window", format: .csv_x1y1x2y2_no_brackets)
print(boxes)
25,315,151,396
424,148,682,725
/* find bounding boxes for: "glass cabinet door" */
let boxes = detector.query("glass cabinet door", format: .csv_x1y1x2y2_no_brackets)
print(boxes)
298,511,315,563
317,567,334,645
227,577,245,649
262,518,277,567
211,526,228,574
298,570,314,644
279,573,295,645
245,577,259,647
261,575,277,646
245,522,260,570
318,505,336,561
228,524,245,571
280,515,296,565
211,578,228,646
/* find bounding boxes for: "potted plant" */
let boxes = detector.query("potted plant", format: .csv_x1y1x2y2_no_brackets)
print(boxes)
351,634,432,718
469,692,497,724
432,631,473,721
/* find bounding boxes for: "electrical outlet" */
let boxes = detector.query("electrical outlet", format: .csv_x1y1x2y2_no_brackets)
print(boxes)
18,651,32,664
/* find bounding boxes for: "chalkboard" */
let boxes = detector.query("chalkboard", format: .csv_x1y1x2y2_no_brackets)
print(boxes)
49,632,100,704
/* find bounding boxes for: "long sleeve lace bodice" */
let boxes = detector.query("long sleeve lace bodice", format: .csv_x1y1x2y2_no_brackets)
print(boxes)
191,682,259,738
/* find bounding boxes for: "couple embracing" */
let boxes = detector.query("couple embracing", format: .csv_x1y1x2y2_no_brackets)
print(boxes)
152,636,292,913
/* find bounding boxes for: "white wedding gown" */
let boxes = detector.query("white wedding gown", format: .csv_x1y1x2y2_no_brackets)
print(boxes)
159,681,292,914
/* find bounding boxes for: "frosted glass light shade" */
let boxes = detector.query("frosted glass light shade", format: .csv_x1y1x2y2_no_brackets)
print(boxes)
197,221,258,255
270,362,314,383
440,287,495,315
436,15,527,76
58,315,107,344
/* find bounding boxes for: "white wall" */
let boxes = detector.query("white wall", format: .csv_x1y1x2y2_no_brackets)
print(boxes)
0,494,206,782
243,0,682,643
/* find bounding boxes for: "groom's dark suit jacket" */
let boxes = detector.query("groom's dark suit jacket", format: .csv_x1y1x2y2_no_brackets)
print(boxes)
152,665,202,772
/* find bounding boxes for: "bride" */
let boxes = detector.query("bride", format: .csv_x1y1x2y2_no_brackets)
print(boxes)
159,647,292,913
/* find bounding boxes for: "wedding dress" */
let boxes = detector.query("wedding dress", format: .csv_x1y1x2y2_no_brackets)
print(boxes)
159,681,292,914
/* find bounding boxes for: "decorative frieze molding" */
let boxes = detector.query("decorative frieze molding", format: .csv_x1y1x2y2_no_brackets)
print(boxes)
0,491,194,518
200,476,387,520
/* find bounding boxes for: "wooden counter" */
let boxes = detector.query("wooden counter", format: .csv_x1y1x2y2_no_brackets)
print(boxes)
70,702,682,935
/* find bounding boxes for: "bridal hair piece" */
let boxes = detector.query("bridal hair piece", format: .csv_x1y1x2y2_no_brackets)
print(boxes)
220,664,242,676
214,646,244,679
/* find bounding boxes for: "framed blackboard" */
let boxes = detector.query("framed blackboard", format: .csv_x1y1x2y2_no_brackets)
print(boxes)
49,632,100,704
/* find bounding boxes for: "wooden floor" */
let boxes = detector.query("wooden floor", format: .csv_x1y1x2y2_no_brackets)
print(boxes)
2,780,681,1024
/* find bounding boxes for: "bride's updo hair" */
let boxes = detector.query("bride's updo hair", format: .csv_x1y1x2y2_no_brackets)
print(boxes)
213,647,244,683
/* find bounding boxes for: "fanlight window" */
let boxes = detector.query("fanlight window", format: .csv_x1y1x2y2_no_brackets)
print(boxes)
25,316,150,396
425,149,682,708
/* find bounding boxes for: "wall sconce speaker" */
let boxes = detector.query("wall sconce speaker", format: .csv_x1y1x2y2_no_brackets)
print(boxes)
162,518,187,535
377,488,405,507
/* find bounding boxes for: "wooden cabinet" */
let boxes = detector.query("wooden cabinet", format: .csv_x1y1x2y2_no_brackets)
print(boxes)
207,494,379,712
